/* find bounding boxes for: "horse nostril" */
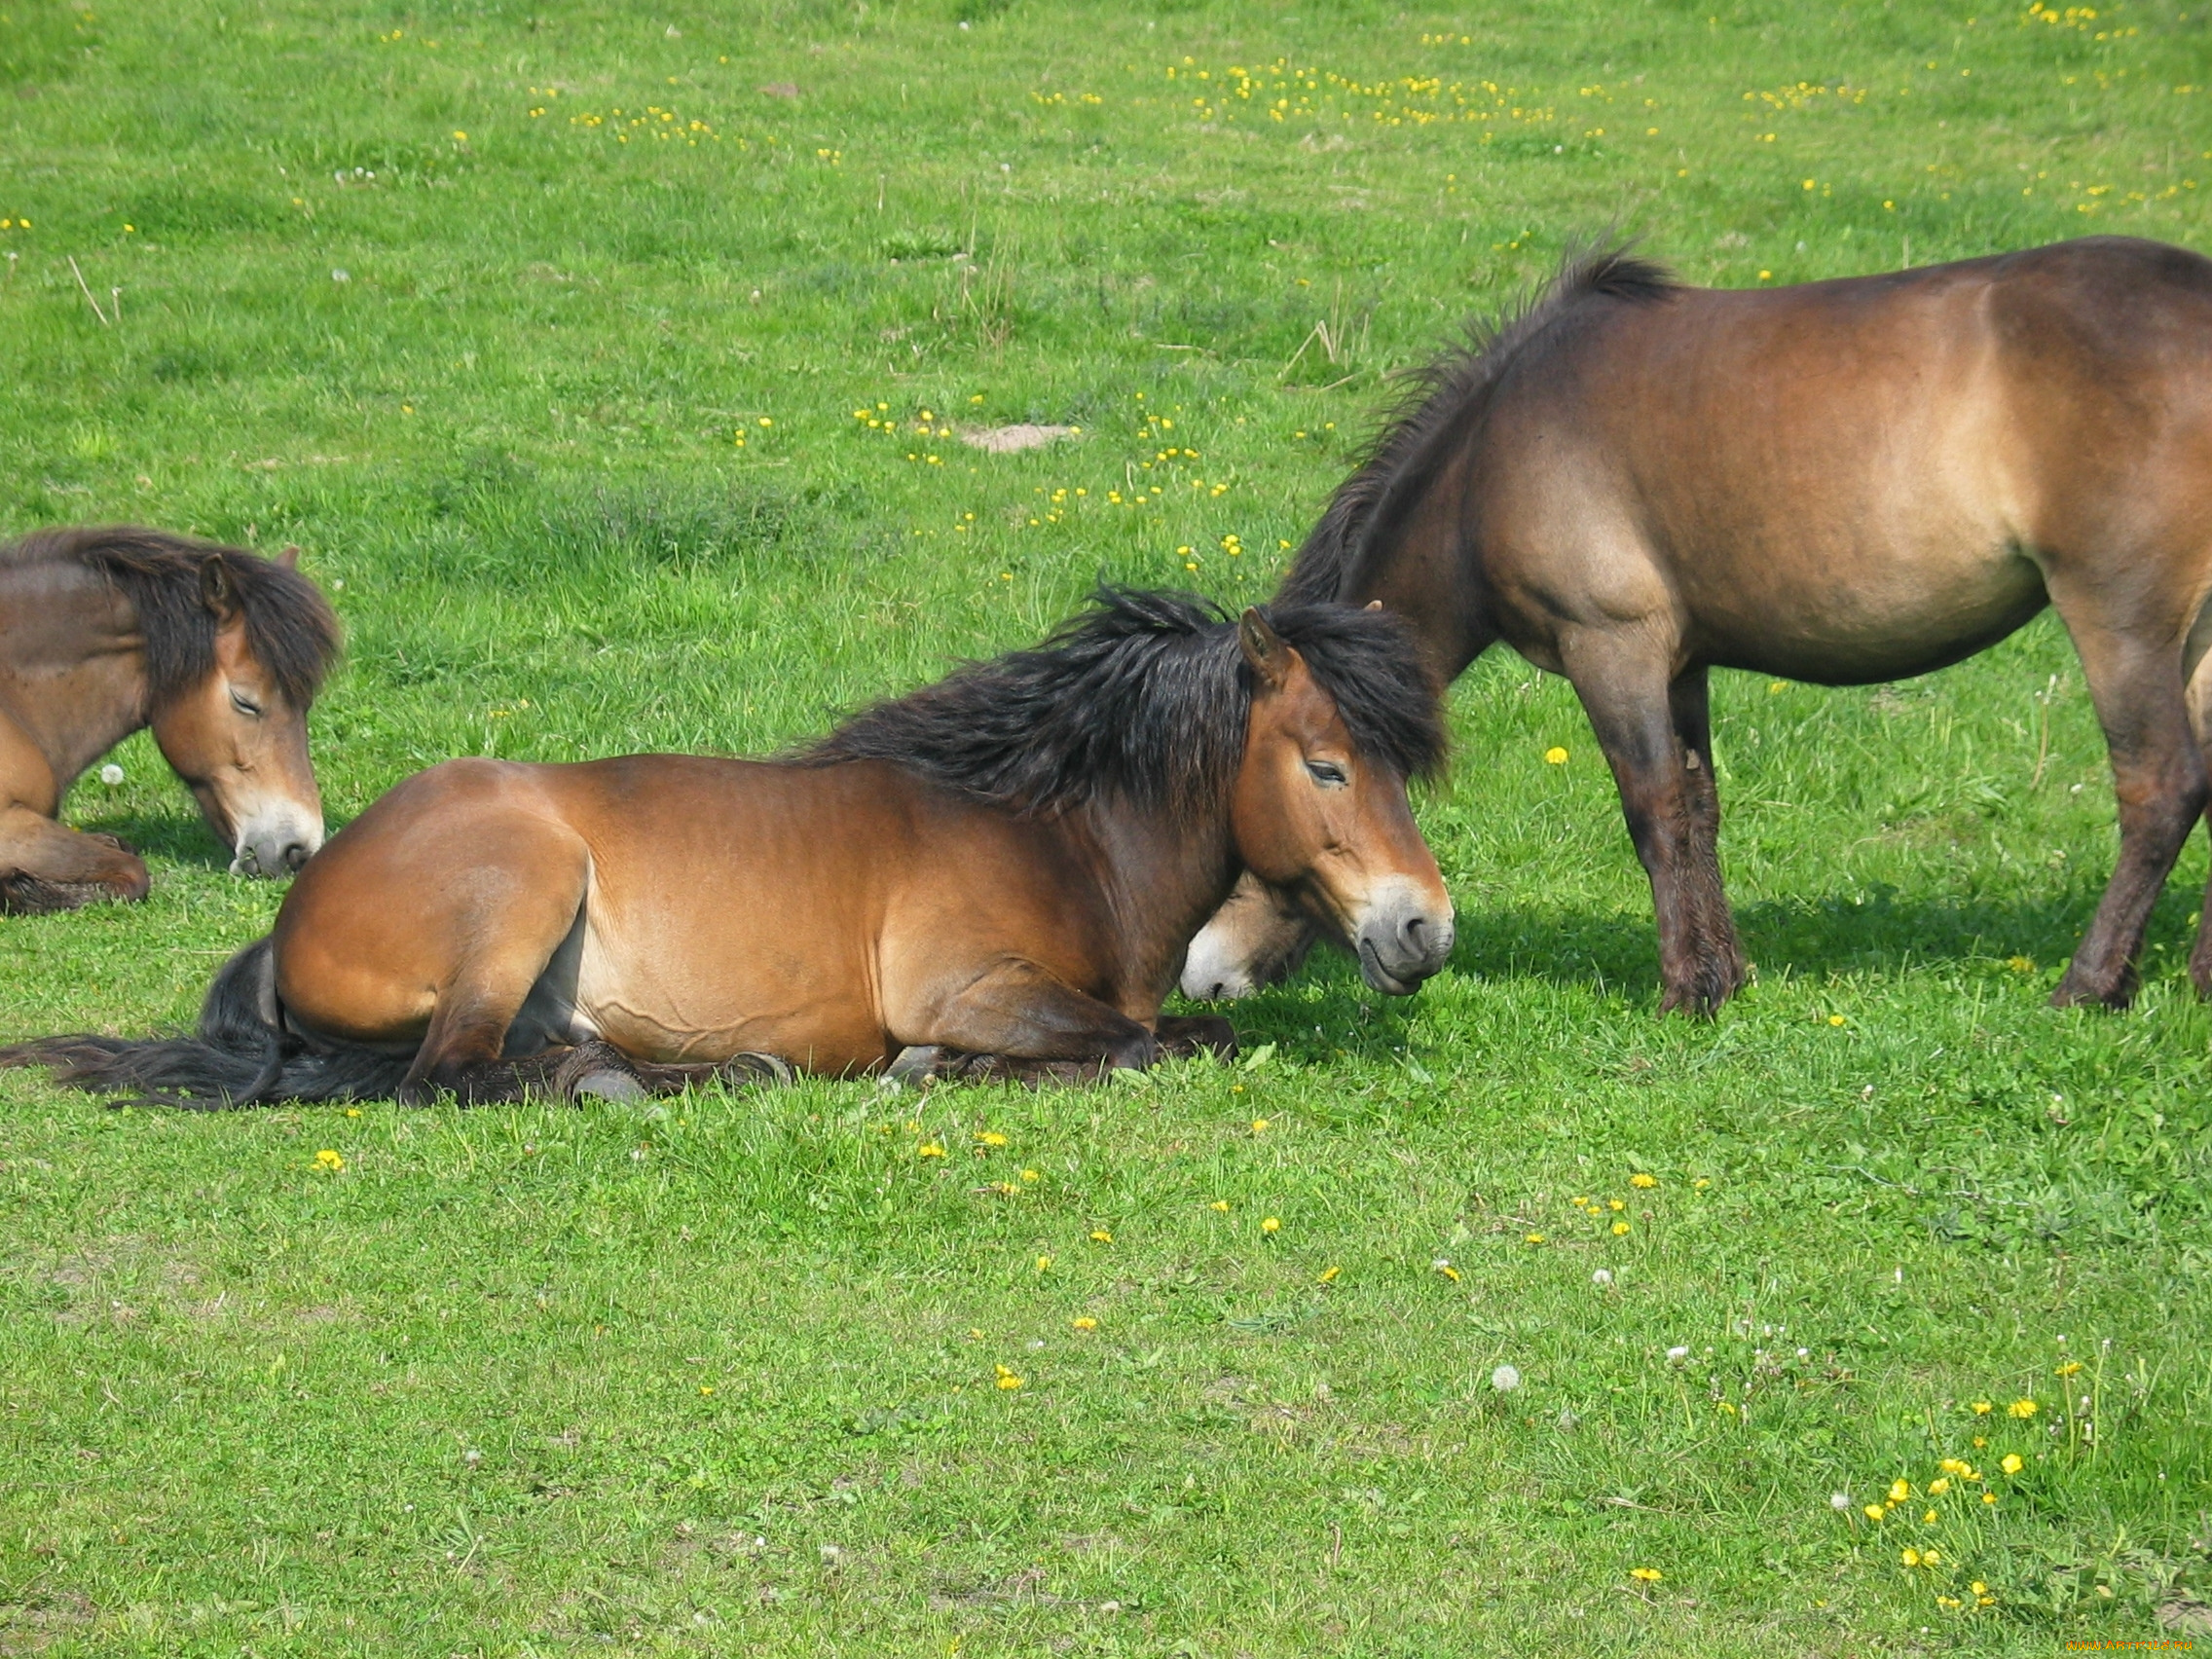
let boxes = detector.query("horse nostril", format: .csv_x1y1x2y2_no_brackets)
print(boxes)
281,841,311,871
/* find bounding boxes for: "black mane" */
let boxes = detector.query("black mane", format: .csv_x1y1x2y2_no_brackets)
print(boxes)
804,587,1445,819
1280,244,1678,606
1,525,342,709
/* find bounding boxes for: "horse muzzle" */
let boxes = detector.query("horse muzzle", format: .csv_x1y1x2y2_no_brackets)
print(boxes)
231,811,324,878
1350,882,1456,996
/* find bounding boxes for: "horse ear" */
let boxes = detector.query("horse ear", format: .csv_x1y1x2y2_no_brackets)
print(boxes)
199,555,240,620
276,544,301,571
1365,599,1383,611
1237,608,1291,689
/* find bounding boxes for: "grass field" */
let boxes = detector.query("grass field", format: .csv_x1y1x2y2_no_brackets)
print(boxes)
4,0,2212,1652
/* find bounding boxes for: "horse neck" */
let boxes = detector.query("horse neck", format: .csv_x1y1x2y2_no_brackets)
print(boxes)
0,561,152,793
1064,795,1241,1003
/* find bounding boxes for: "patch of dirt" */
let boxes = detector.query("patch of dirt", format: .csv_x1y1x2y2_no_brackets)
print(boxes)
0,1590,98,1650
960,424,1076,455
758,82,800,99
2159,1594,2212,1636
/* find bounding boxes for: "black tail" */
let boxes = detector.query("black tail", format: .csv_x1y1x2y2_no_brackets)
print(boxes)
0,939,412,1109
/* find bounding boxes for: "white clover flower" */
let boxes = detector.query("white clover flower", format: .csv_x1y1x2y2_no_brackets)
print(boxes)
1666,1346,1690,1365
98,763,126,786
1591,1269,1612,1286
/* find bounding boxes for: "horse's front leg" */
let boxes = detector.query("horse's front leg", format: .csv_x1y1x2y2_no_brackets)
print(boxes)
1567,644,1744,1016
1667,666,1750,1001
886,958,1158,1085
0,804,151,912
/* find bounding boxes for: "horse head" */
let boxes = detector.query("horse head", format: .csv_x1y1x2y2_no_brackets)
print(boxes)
148,549,327,877
1223,606,1454,996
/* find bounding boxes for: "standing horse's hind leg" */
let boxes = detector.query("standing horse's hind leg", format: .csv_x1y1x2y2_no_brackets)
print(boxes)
2049,617,2207,1009
1568,645,1746,1016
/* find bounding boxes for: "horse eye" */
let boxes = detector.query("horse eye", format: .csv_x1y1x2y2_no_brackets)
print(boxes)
229,689,264,718
1305,759,1347,789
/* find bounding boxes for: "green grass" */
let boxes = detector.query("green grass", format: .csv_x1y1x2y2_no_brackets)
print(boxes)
4,0,2212,1651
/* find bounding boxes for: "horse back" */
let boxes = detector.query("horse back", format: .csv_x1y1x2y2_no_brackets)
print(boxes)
1463,237,2212,682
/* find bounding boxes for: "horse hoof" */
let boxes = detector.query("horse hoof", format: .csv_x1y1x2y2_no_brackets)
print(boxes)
571,1068,647,1102
884,1045,947,1088
717,1051,793,1088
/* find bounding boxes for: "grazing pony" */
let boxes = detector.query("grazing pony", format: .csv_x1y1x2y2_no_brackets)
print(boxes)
0,527,339,911
1183,237,2212,1015
5,590,1452,1105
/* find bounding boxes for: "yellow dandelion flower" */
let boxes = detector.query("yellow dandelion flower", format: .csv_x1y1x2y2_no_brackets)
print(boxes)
1971,1581,1988,1596
1630,1172,1657,1188
1432,1258,1461,1282
1608,1198,1626,1212
2007,955,2035,973
1318,1265,1341,1284
1525,1233,1545,1244
1693,1177,1710,1190
345,1107,361,1118
1544,746,1568,764
1089,1230,1113,1243
1261,1216,1281,1235
2001,1454,2023,1474
918,1141,947,1159
1071,1316,1097,1331
452,129,468,140
313,1148,345,1171
1827,1014,1847,1026
1209,1199,1231,1212
1020,1168,1039,1182
1611,1221,1631,1235
2055,1360,2082,1377
2009,1398,2038,1418
1250,1118,1271,1133
1035,1255,1052,1272
995,1368,1023,1391
1982,1492,1998,1505
1629,1567,1661,1582
977,1129,1009,1147
1922,1510,1937,1525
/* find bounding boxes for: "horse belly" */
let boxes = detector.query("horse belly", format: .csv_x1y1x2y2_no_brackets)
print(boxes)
1687,532,2049,684
569,868,892,1076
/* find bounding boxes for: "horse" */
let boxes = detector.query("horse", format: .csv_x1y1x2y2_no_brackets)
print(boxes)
0,527,340,912
1181,236,2212,1017
3,589,1453,1106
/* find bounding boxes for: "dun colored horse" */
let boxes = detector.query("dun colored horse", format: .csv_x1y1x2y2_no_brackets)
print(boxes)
5,590,1451,1105
1183,237,2212,1016
0,527,339,911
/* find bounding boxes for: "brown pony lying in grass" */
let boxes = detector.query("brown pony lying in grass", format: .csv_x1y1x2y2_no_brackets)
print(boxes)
0,527,337,911
5,589,1452,1105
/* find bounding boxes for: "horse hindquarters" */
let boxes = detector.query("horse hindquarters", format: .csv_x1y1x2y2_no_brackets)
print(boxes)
271,766,596,1102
